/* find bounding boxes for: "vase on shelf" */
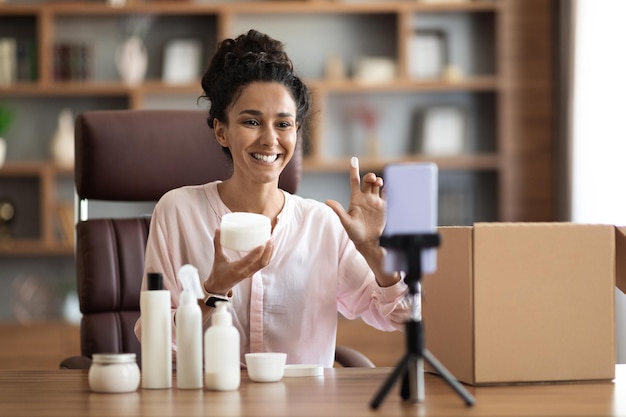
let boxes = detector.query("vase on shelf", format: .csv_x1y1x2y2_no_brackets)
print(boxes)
50,108,75,169
115,36,148,86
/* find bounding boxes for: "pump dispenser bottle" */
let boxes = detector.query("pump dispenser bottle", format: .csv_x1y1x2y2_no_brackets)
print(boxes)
140,272,172,389
204,301,240,391
176,264,204,389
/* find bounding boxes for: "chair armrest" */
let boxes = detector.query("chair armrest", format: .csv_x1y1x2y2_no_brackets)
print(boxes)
335,345,375,368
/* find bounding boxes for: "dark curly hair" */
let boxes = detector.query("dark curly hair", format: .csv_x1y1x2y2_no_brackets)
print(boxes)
199,29,312,158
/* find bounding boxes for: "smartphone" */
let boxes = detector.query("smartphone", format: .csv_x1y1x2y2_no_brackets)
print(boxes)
382,162,438,275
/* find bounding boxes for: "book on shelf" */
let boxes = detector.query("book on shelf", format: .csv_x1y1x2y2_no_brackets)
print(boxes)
53,42,93,82
16,39,37,82
0,38,37,84
0,38,17,86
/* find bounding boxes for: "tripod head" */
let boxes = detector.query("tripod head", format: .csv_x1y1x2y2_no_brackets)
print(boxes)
380,233,440,295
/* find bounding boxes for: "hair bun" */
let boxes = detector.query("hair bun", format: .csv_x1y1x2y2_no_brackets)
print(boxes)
222,30,293,72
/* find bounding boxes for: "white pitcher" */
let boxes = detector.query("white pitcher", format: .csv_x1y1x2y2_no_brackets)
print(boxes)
50,108,74,169
115,36,148,86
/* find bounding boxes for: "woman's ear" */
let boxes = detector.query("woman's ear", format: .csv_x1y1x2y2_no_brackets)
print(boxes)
213,119,229,147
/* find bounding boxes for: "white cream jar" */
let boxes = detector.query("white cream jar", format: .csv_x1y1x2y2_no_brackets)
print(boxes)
88,353,141,393
220,212,271,251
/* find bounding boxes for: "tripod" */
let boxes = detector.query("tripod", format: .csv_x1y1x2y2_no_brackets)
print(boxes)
370,233,475,409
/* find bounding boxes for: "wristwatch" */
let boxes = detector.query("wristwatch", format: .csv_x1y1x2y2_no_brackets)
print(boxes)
204,290,233,308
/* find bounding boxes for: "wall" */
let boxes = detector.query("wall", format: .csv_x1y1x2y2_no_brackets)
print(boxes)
571,0,626,364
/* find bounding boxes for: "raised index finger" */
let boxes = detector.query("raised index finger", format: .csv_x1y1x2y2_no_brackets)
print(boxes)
349,156,361,192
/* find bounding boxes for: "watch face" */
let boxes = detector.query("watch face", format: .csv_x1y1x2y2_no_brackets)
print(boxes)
205,295,228,308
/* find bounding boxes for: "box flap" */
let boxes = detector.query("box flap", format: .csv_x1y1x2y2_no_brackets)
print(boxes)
615,227,626,294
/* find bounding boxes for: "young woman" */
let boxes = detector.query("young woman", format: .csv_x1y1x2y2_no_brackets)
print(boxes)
135,29,409,367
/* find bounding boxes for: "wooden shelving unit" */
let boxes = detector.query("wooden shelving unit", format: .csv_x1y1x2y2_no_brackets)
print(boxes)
0,0,557,258
0,162,74,256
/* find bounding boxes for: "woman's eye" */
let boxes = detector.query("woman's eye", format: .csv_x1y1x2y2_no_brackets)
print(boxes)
277,121,293,129
244,119,260,126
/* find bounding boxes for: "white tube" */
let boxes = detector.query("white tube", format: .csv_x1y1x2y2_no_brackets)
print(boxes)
140,272,172,389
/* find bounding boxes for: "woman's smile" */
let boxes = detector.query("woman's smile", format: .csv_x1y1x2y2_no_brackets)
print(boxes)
251,152,280,163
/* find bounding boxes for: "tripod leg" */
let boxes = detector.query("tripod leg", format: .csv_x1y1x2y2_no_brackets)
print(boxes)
401,356,425,402
370,354,412,409
423,349,475,406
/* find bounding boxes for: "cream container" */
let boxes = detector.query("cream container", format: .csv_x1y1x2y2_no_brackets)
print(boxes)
220,212,271,252
283,364,324,377
245,352,287,382
88,353,141,393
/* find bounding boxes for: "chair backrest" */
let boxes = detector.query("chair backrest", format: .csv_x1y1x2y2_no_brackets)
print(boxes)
74,109,302,364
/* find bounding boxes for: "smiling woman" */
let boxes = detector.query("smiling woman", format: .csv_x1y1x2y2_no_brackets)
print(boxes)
134,29,411,369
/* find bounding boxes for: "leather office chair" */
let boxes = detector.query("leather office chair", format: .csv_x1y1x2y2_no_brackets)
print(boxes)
60,109,374,369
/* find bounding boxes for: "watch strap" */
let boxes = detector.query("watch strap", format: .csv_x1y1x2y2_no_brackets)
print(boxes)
204,291,232,307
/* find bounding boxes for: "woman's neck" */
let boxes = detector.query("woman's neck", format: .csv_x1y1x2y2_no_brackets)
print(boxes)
217,179,285,224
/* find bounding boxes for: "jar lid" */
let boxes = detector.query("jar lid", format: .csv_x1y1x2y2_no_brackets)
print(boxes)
92,353,136,364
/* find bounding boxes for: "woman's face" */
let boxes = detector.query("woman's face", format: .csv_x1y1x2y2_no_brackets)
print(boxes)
214,81,298,187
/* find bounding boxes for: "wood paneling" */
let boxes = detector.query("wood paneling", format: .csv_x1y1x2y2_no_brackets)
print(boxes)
0,321,80,369
499,0,557,221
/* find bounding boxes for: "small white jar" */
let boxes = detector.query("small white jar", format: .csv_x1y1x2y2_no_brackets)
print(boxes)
88,353,141,393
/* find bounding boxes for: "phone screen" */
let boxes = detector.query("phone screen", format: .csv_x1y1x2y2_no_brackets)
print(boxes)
382,162,438,275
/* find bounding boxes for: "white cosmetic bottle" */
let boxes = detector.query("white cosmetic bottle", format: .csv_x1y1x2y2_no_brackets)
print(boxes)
140,272,172,389
176,264,204,389
204,301,240,391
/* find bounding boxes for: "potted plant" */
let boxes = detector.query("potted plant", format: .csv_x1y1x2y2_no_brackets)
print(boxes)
0,103,15,167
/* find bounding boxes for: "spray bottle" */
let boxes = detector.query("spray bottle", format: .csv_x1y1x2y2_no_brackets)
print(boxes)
176,264,204,389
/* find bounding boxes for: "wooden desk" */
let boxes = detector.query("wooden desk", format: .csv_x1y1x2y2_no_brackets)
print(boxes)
0,366,624,417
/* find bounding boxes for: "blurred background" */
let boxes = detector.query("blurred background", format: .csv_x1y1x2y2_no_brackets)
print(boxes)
0,0,624,368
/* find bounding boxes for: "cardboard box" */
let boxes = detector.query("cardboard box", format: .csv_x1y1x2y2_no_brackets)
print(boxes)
421,223,616,385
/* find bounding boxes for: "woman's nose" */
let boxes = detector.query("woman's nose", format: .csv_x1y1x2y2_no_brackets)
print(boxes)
259,125,278,146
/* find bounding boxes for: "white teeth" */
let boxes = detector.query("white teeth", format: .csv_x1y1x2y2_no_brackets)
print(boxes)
252,153,278,163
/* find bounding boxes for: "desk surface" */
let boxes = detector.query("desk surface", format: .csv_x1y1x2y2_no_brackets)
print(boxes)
0,366,625,417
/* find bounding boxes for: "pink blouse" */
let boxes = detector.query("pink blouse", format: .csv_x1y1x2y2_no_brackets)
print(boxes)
134,181,409,367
